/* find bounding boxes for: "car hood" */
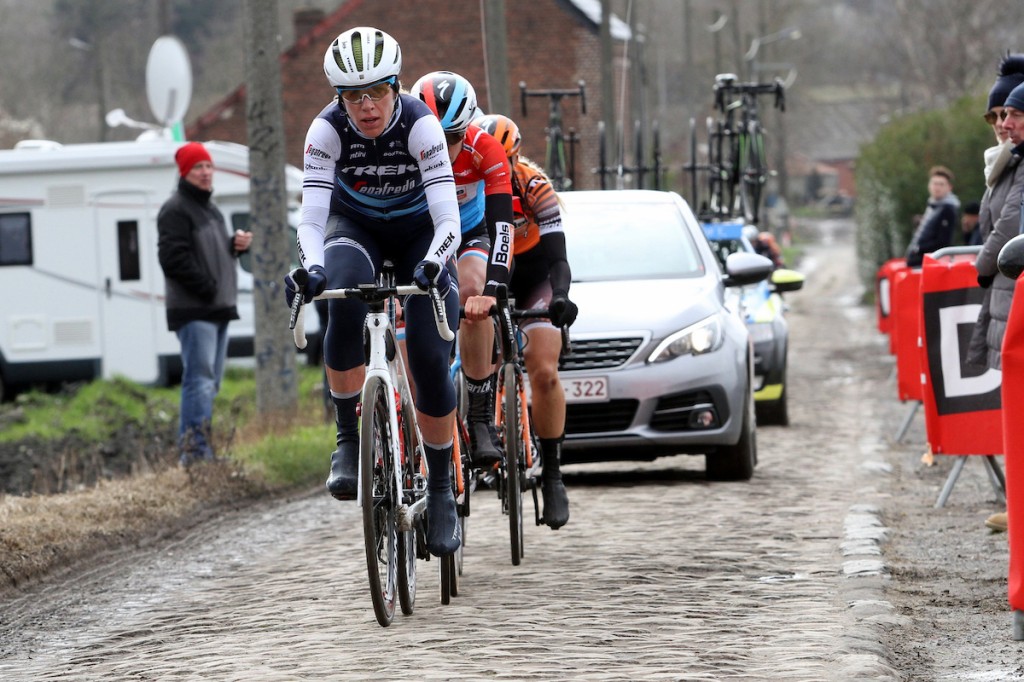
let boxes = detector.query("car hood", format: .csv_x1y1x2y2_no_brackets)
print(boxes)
568,278,724,336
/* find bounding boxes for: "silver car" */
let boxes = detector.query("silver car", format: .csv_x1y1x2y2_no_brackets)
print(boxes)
556,190,772,480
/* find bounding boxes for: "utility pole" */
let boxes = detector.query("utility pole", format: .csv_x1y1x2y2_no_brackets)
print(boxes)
630,6,643,148
730,0,742,74
243,0,298,413
481,0,510,114
600,0,615,176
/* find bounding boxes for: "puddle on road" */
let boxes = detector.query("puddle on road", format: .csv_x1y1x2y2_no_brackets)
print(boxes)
757,572,810,583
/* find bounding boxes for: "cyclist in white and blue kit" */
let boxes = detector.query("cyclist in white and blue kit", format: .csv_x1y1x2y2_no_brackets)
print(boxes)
284,26,465,556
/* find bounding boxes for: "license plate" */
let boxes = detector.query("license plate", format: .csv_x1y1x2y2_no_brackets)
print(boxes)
562,376,609,403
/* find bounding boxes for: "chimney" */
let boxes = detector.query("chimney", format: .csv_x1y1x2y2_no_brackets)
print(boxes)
294,7,326,41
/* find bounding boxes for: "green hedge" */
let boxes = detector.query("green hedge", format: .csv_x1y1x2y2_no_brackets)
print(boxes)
855,94,995,287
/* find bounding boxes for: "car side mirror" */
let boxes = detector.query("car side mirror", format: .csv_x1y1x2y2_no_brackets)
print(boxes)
770,268,805,294
723,252,772,288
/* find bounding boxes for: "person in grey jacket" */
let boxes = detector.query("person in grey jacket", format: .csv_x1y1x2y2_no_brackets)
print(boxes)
969,54,1024,534
969,81,1024,373
157,142,252,467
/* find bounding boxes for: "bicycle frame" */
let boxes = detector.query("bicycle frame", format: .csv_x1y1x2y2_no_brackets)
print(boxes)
519,80,586,192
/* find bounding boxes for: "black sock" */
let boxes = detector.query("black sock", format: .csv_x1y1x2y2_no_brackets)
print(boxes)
465,373,495,424
423,441,453,489
332,394,359,447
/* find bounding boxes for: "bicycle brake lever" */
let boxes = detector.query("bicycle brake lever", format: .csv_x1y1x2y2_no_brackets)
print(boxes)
428,286,455,342
287,268,309,331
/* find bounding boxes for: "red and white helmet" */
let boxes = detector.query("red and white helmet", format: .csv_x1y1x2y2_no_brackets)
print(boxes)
410,71,478,134
323,27,402,89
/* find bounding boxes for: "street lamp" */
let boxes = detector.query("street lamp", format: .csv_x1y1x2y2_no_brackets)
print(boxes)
68,37,107,141
745,26,801,82
744,27,801,230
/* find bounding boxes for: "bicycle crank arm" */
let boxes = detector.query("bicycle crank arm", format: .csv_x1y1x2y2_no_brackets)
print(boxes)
399,498,427,531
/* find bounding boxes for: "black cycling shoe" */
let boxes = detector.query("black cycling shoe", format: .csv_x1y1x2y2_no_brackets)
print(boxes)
326,442,359,500
541,475,570,529
425,485,461,556
468,421,502,467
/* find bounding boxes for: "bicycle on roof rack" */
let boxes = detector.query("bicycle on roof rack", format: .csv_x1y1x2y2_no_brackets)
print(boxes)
519,80,586,192
686,73,785,225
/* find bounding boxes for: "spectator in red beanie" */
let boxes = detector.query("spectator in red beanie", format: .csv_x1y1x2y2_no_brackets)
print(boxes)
157,141,253,467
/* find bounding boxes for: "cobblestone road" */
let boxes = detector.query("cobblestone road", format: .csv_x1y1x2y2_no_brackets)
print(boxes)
0,219,904,680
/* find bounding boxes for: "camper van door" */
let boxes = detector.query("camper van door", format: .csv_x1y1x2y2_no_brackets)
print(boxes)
93,189,164,383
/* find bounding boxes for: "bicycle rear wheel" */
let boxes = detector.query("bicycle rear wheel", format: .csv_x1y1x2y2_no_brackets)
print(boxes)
740,122,767,225
360,377,399,627
397,400,417,616
501,362,524,565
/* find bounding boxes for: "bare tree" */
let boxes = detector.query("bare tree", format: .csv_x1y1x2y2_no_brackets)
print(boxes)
884,0,1007,107
243,0,299,414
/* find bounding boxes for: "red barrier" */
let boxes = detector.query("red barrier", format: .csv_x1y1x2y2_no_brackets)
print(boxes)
1001,276,1024,613
890,267,923,401
918,253,1002,456
876,258,908,346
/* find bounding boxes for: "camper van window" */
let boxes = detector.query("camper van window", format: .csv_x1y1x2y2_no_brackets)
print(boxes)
0,213,32,266
117,221,141,281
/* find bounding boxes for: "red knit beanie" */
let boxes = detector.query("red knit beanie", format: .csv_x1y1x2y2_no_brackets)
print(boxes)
175,142,212,177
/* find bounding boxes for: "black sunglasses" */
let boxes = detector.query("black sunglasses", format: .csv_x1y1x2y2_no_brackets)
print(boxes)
984,109,1009,124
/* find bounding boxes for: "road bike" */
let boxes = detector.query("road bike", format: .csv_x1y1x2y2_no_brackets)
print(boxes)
486,285,570,565
710,74,785,226
686,74,785,225
594,119,665,191
519,80,586,191
289,263,462,626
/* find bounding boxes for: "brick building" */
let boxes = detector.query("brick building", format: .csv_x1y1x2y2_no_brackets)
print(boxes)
188,0,630,190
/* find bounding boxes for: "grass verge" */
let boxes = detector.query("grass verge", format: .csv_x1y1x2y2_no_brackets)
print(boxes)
0,364,334,595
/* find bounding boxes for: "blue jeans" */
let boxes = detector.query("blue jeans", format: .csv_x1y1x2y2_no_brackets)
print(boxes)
176,320,229,465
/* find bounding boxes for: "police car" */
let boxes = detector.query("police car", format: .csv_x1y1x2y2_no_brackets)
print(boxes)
702,221,804,425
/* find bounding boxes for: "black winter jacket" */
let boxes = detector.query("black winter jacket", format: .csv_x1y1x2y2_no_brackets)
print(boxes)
905,193,960,267
157,178,240,331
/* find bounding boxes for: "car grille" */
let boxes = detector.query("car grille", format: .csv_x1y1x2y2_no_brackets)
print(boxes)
650,390,727,431
565,399,639,433
560,337,644,371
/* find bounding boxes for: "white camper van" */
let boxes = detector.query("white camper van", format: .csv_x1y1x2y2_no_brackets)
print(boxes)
0,138,316,400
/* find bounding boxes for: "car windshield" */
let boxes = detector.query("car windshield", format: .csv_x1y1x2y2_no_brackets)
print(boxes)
562,200,705,281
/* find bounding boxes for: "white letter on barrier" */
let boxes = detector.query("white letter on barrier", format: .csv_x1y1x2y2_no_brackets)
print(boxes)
939,304,1001,397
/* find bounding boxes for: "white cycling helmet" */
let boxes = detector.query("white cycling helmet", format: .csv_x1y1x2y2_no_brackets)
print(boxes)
324,26,402,89
410,71,478,133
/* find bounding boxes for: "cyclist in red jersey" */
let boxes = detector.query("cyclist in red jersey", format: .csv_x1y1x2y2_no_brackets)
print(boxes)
477,114,577,529
412,71,515,467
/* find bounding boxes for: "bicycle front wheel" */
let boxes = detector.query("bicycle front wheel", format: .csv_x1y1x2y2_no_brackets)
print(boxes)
440,432,463,605
502,362,524,565
360,377,399,627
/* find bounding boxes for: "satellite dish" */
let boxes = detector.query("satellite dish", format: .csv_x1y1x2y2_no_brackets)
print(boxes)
146,36,192,126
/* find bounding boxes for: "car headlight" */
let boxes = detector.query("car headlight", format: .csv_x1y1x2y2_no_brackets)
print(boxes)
747,321,775,344
647,315,724,363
